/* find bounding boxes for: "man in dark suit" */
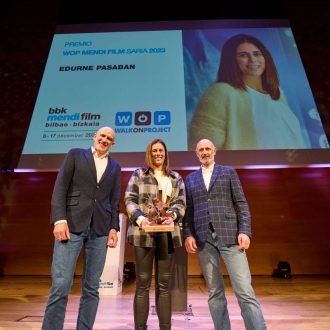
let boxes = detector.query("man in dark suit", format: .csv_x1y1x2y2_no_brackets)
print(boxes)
42,126,121,330
184,139,266,330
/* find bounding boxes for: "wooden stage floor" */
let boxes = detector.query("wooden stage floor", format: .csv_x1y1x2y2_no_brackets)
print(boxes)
0,275,329,330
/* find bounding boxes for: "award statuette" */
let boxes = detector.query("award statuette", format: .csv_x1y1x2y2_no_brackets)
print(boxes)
143,190,174,232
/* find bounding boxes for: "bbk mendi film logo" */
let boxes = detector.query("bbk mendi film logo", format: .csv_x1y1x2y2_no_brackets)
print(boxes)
45,107,101,128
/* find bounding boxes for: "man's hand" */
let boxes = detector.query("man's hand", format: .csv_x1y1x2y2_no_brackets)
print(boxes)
185,236,198,254
238,233,250,250
53,222,70,241
107,229,118,248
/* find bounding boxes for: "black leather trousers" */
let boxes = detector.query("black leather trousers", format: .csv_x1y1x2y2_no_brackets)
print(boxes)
134,232,174,330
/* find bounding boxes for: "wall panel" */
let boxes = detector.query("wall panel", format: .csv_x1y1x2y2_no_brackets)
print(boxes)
0,168,329,275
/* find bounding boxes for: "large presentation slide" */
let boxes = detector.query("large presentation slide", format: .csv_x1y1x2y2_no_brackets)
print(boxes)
22,30,186,153
18,19,329,170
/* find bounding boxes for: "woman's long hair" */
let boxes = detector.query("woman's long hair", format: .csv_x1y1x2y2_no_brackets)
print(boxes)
145,139,169,174
217,34,280,100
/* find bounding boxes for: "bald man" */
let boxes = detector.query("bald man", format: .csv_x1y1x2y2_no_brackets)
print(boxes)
183,139,266,330
42,127,121,330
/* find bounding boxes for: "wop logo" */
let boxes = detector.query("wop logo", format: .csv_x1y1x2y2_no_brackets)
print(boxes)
135,112,151,125
115,110,171,126
154,111,171,125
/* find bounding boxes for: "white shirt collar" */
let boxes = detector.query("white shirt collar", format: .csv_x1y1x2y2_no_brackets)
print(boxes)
91,146,109,159
201,162,215,173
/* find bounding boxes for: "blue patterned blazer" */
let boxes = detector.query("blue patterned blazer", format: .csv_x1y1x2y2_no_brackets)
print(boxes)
183,163,251,249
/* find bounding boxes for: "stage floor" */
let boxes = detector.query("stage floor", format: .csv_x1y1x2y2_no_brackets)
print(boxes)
0,275,329,329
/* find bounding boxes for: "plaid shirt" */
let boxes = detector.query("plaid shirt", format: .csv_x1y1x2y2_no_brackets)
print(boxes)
125,167,186,248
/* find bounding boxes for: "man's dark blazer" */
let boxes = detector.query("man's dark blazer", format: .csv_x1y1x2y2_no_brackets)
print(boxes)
50,148,121,236
183,163,251,249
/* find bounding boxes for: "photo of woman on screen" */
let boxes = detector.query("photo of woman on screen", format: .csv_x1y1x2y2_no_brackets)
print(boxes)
188,33,308,150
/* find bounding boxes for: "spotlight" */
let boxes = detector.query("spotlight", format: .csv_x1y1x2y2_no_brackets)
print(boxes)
1,166,14,173
123,262,136,281
272,261,292,279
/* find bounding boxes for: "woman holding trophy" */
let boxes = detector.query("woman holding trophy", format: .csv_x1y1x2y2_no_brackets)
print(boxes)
125,139,186,330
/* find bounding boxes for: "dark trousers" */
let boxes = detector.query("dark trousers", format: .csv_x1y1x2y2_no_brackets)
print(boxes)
134,232,174,330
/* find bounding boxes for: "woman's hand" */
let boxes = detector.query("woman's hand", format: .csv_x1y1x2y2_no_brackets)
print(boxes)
140,218,151,228
162,211,175,225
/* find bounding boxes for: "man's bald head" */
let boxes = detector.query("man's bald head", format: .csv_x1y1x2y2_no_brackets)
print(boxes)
195,139,217,168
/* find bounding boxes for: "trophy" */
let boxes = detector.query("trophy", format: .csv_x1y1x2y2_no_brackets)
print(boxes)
143,190,174,232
